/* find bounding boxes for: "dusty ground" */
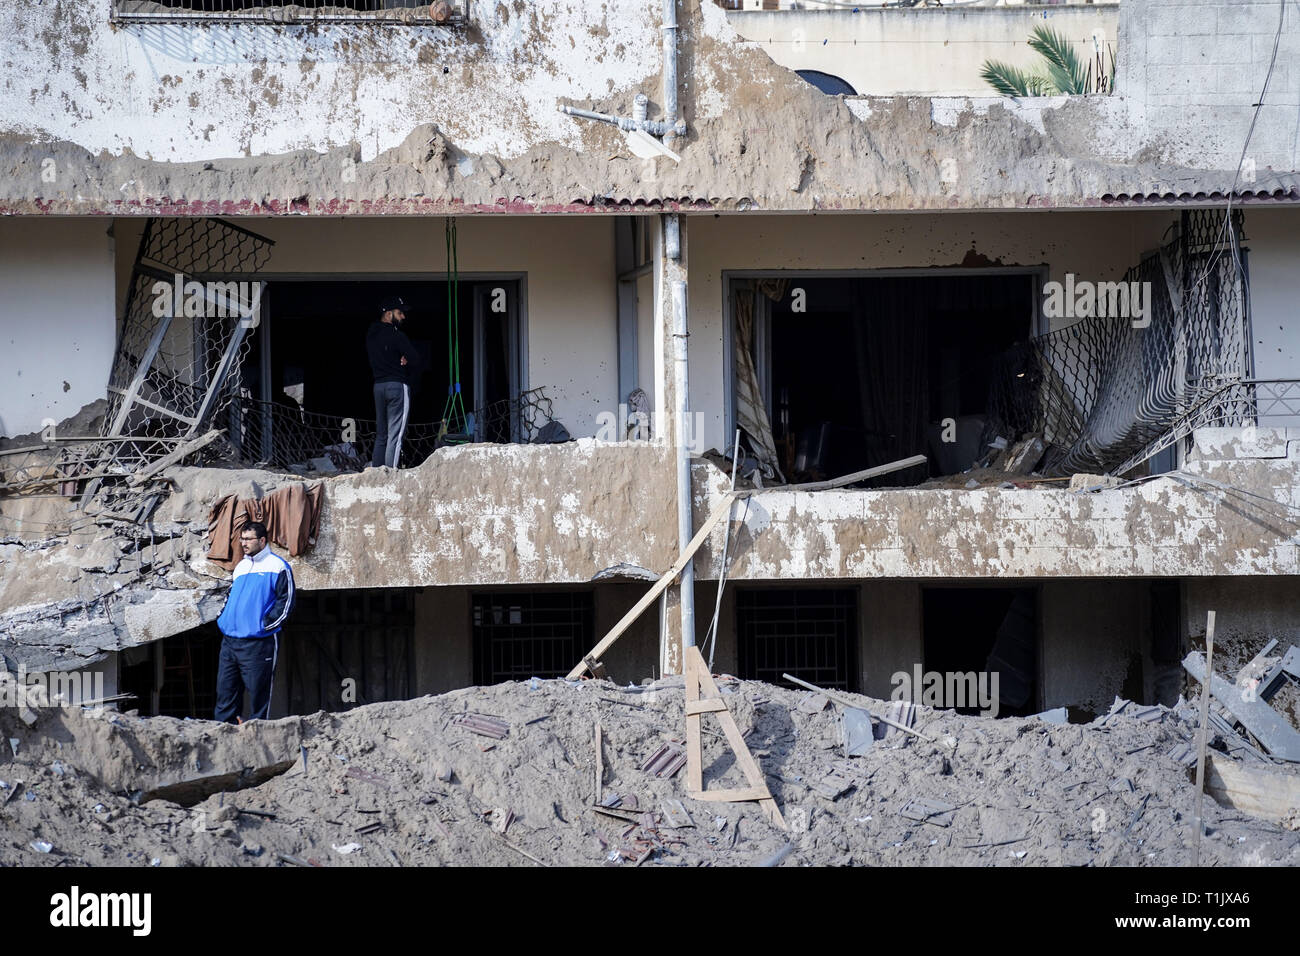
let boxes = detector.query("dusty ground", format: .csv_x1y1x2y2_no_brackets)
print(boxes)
2,677,1298,868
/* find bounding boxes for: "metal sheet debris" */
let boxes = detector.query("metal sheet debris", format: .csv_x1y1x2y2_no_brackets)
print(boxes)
1183,651,1300,762
453,713,510,739
640,742,687,779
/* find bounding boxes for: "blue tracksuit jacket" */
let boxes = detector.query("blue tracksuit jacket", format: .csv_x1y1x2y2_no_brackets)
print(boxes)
216,547,296,638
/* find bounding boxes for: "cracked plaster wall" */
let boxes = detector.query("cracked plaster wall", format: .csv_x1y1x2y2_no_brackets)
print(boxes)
0,1,1295,215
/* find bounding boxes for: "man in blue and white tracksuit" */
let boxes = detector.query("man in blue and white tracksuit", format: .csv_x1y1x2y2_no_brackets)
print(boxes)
214,520,295,723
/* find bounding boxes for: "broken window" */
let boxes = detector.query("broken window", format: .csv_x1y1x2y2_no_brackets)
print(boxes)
731,272,1038,486
736,587,857,692
472,592,594,685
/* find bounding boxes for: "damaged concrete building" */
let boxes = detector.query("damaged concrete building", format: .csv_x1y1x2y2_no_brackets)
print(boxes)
2,0,1299,733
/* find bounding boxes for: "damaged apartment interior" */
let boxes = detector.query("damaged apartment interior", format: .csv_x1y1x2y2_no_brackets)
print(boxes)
1,0,1300,872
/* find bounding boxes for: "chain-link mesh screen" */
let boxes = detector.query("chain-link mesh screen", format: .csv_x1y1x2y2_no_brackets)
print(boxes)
104,218,274,444
227,386,556,471
990,210,1250,476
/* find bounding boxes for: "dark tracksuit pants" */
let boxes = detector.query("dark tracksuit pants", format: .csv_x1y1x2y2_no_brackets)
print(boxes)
214,634,278,723
372,381,410,468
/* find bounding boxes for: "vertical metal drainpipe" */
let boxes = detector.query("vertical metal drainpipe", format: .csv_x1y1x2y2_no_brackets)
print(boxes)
663,0,679,151
672,267,694,650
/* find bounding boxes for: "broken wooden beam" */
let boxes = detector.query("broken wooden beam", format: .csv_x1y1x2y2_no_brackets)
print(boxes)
127,429,223,485
566,452,929,680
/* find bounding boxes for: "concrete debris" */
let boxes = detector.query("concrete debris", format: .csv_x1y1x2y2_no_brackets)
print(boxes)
797,692,831,714
1001,437,1047,476
1,677,1298,867
1069,473,1123,492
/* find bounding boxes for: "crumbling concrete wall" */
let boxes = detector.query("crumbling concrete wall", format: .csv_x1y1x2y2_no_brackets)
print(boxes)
691,427,1300,581
0,1,1294,216
5,427,1299,674
1,439,679,673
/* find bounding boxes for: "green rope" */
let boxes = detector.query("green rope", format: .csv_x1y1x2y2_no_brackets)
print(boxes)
440,216,469,440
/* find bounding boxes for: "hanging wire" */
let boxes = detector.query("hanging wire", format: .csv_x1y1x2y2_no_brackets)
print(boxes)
439,216,470,442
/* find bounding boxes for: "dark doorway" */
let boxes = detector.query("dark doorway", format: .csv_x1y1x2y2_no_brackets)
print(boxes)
239,278,521,466
118,624,222,719
742,272,1036,484
736,587,858,692
923,586,1039,717
278,589,417,713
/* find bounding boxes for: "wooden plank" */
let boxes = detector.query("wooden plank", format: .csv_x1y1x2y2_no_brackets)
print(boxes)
565,453,930,680
687,647,786,828
1193,610,1216,867
127,429,223,485
688,787,772,803
594,721,604,803
1203,754,1300,825
691,648,768,791
565,494,735,679
782,672,937,744
685,698,728,715
685,646,704,793
737,454,928,496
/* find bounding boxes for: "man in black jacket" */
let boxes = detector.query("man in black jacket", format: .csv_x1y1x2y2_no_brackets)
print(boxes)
366,295,420,468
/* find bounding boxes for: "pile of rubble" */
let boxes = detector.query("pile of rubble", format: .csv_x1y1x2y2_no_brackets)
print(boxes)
2,673,1298,867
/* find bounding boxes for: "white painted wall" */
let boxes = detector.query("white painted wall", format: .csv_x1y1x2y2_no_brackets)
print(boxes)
1243,208,1300,384
0,1,665,163
114,216,619,438
687,210,1179,453
728,5,1120,97
0,219,116,438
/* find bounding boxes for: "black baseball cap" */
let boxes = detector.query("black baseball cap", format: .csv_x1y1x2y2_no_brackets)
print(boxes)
380,295,407,312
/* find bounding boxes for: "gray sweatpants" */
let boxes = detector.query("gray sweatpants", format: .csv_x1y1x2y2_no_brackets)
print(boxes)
372,381,410,468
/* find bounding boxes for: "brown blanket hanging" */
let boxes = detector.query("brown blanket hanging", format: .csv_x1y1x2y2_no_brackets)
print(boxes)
207,482,324,571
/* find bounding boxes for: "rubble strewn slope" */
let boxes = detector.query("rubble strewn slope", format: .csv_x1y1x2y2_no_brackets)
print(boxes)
3,678,1297,867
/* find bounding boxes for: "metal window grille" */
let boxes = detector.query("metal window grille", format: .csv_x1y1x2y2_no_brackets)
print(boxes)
989,209,1252,476
280,589,416,713
112,1,466,24
737,588,857,692
105,217,275,444
472,592,593,685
